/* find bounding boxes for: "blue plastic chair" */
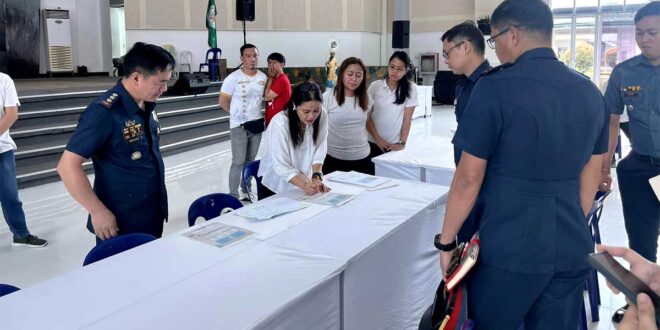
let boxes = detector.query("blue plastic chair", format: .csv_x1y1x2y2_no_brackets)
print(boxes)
242,160,267,203
83,233,157,266
588,190,611,246
615,134,622,159
187,193,243,227
583,189,612,322
199,48,222,81
0,284,20,297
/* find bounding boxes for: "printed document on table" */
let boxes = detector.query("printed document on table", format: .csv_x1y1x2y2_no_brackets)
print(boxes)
233,197,310,221
650,175,660,202
184,222,254,248
298,192,356,206
327,171,392,189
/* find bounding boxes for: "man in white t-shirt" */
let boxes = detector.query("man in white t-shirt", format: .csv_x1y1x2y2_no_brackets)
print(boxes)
219,44,267,199
0,73,47,247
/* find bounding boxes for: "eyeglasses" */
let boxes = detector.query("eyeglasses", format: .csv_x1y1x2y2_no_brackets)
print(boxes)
486,24,522,49
442,41,466,59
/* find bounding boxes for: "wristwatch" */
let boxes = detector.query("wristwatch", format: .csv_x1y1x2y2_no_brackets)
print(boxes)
398,141,406,146
312,172,323,181
434,234,457,251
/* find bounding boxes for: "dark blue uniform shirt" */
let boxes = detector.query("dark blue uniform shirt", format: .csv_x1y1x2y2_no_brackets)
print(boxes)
453,60,491,165
453,48,608,274
604,55,660,158
66,82,168,235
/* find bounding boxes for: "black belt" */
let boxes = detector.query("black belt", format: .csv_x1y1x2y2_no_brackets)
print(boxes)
630,151,660,166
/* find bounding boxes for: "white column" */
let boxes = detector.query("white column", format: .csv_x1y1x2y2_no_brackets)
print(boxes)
394,0,409,21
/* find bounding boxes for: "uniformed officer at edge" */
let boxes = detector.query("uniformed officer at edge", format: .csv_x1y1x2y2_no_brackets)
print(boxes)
599,1,660,323
57,42,174,244
435,0,608,328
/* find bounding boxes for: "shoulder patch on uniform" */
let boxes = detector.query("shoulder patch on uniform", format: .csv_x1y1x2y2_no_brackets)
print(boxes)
483,63,513,76
98,92,120,109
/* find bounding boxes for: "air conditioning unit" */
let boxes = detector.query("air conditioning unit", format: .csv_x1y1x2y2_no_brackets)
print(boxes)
43,9,73,73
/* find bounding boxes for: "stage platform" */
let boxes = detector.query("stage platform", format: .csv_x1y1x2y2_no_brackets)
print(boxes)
15,76,119,96
11,75,226,188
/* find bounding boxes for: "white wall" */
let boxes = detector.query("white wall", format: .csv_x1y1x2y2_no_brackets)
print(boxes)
126,30,384,70
474,0,505,19
410,31,501,85
76,0,112,73
40,0,112,74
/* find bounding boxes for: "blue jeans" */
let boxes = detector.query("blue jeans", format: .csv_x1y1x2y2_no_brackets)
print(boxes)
0,150,29,238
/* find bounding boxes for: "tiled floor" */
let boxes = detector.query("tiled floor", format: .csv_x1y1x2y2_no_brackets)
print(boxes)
0,105,647,329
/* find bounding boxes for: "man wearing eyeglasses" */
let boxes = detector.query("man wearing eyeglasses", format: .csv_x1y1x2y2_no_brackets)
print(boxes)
441,21,491,245
441,21,491,167
599,1,660,324
436,0,608,328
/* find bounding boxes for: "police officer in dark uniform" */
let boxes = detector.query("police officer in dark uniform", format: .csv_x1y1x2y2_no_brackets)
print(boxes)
441,21,491,167
599,1,660,323
441,21,491,244
57,42,174,243
435,1,608,329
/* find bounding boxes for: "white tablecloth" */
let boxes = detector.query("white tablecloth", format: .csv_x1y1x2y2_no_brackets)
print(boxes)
0,226,344,330
373,135,456,186
82,241,344,330
414,85,433,118
267,175,449,329
0,175,448,330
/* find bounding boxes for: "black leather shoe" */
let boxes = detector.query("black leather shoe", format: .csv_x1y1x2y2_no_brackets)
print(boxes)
612,304,629,323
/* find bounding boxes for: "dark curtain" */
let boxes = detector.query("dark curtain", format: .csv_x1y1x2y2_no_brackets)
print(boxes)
0,0,40,78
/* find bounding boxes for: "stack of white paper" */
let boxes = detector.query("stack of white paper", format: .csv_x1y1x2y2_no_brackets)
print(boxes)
327,171,397,190
298,192,356,207
233,197,310,221
184,222,254,248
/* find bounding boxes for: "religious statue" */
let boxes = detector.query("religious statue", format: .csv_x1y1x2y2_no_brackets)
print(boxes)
325,40,338,88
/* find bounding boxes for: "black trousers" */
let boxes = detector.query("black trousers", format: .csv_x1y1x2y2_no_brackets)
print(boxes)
617,151,660,262
323,153,375,175
260,185,276,199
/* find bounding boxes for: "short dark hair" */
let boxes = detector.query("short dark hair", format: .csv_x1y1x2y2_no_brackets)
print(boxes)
634,1,660,24
491,0,554,40
267,52,286,65
122,42,175,78
441,21,486,56
240,43,258,56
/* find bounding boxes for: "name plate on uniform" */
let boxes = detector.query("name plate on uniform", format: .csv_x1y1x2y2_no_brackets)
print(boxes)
122,120,143,144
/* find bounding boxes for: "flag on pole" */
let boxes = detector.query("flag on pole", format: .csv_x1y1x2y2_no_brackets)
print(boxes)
206,0,217,48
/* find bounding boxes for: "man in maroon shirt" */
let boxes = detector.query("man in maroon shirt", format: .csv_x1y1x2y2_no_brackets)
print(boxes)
264,52,292,126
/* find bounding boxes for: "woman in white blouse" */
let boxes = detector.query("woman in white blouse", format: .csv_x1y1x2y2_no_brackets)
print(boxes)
258,82,331,196
323,57,374,175
366,51,417,158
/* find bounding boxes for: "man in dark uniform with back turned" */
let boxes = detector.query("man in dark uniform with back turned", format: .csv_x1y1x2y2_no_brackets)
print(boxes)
57,42,174,244
435,1,608,329
599,1,660,323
